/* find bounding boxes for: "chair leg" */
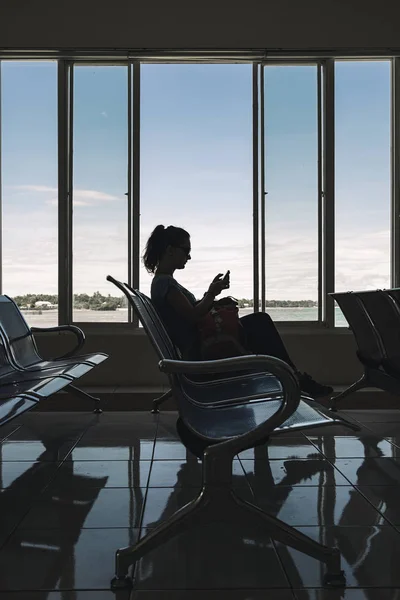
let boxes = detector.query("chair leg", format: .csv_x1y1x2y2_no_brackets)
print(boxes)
111,490,210,589
232,493,345,587
66,383,102,413
329,374,367,411
151,389,173,414
111,470,345,591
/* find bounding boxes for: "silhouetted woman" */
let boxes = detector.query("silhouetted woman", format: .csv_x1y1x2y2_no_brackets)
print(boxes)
143,224,332,398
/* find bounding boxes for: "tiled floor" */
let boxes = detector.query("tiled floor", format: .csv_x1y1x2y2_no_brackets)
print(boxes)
0,410,400,599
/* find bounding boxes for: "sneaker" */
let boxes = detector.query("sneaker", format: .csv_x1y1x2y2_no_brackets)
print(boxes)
298,372,333,399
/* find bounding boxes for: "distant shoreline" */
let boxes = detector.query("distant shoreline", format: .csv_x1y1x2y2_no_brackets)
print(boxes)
19,306,348,327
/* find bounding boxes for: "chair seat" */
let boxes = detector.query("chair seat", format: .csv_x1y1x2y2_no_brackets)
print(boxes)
0,376,72,400
24,353,108,372
0,396,38,427
182,371,284,405
182,396,344,442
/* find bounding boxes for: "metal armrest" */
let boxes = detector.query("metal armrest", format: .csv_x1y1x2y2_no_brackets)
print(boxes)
30,325,85,359
159,354,301,456
159,354,295,378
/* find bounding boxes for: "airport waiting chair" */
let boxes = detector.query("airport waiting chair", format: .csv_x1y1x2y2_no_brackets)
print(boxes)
107,276,359,590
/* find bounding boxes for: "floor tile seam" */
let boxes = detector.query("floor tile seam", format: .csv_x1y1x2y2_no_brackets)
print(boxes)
17,525,143,530
0,483,57,550
381,437,400,450
134,585,295,591
268,536,296,591
148,412,160,463
392,522,400,535
148,483,253,490
59,419,103,463
302,436,334,458
0,424,22,442
284,466,400,527
250,484,365,492
138,413,158,569
130,589,298,594
41,459,154,463
1,586,395,593
237,455,256,498
141,411,159,495
241,455,397,462
316,455,364,487
353,487,400,529
348,416,400,425
355,420,400,439
46,485,154,491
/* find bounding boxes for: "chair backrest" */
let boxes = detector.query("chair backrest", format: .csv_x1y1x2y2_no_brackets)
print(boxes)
356,290,400,375
0,337,19,378
139,292,183,358
385,288,400,309
106,276,180,363
330,291,385,368
0,296,42,368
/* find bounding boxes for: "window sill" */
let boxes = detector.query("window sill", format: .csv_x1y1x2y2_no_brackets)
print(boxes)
72,322,352,336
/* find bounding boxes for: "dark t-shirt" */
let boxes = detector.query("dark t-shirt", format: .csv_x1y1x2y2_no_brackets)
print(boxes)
151,274,198,356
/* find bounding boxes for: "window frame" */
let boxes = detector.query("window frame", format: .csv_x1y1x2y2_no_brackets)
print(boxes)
257,59,329,328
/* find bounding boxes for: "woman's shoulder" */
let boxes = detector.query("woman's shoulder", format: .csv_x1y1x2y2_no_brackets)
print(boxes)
152,274,176,287
151,274,178,299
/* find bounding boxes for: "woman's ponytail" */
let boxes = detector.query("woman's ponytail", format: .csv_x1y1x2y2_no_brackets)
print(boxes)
143,225,166,273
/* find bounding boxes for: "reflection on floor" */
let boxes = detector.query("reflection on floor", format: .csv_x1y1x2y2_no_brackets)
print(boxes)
0,410,399,599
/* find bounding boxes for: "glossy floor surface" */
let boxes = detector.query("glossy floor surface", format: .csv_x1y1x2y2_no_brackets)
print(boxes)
0,409,400,599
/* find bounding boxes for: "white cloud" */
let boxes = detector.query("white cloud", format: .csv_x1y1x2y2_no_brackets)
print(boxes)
12,185,57,193
74,190,121,202
9,185,122,207
47,198,92,207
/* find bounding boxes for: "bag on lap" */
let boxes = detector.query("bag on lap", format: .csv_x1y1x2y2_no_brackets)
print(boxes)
197,296,248,360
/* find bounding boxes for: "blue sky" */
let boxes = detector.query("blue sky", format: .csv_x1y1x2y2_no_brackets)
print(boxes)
0,60,392,304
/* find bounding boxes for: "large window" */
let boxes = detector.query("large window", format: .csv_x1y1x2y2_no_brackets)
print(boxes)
263,65,320,321
335,61,391,325
72,65,129,322
140,64,253,311
0,56,397,328
0,61,58,326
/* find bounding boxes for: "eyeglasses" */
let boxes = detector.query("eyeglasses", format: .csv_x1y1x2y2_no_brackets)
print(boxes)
176,246,191,257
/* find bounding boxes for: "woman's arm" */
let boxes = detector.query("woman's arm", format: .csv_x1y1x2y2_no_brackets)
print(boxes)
166,274,227,323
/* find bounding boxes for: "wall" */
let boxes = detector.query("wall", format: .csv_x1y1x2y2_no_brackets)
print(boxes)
34,327,362,388
0,0,399,51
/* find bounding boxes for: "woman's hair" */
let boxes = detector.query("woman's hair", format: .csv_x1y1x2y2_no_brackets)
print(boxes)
143,225,190,273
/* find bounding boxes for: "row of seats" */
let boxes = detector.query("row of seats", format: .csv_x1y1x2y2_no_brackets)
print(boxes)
331,288,400,409
0,295,108,426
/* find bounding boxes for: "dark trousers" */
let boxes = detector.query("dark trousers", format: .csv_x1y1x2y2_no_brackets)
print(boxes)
240,312,296,370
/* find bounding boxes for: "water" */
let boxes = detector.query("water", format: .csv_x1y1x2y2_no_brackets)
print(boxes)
20,307,348,327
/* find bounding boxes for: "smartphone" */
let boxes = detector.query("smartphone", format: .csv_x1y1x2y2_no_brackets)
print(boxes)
222,270,230,284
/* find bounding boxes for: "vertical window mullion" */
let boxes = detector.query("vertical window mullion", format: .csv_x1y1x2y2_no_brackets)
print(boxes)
260,65,266,313
317,63,323,322
322,59,335,327
132,62,140,292
127,63,133,322
391,58,400,288
131,61,140,327
58,60,73,325
0,61,2,296
252,62,260,312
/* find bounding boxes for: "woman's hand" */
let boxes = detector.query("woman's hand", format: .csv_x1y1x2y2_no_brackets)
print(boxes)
207,273,230,298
